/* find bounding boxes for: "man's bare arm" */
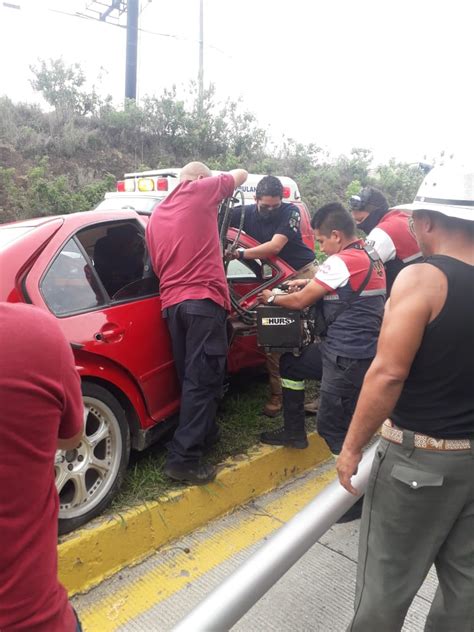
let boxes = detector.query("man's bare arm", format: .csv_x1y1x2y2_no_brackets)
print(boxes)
243,234,288,259
337,264,443,493
261,279,327,310
228,169,248,188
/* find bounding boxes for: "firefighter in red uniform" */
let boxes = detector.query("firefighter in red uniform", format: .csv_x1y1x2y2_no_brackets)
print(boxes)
349,186,422,294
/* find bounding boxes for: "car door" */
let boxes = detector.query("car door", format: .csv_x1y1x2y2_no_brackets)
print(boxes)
225,229,293,373
25,215,180,423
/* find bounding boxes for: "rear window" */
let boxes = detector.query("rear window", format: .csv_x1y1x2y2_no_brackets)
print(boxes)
0,226,35,249
95,197,161,212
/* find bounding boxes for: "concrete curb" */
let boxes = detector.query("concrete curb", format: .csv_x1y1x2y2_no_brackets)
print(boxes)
59,433,331,596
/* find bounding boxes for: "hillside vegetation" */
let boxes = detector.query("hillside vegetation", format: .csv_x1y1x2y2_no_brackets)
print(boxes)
0,59,424,224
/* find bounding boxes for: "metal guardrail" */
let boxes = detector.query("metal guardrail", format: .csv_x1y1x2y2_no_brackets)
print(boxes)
173,442,378,632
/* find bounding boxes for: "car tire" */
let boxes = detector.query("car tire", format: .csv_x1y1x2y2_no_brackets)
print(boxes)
56,382,131,535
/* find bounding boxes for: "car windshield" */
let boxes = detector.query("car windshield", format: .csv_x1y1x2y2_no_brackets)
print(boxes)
95,197,161,212
0,225,35,249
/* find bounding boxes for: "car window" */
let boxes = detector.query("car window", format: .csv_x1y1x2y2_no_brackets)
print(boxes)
226,258,277,282
41,239,105,316
76,221,159,301
226,259,257,280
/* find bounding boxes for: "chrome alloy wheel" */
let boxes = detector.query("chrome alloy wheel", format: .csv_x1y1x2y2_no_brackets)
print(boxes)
55,395,123,519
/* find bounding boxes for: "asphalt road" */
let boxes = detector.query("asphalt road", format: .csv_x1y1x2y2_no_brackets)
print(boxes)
73,461,436,631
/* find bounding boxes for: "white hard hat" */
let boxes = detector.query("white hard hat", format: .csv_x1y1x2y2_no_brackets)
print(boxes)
405,164,474,221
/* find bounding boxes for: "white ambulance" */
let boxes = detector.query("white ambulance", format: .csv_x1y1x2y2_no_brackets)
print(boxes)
95,168,314,250
98,168,302,205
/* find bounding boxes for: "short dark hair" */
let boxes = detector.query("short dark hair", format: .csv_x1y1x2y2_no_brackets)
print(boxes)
256,175,283,199
349,186,389,213
311,202,357,237
366,187,389,212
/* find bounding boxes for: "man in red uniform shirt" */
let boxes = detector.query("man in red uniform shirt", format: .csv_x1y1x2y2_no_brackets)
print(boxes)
146,162,247,484
349,186,422,294
259,203,386,521
0,303,84,632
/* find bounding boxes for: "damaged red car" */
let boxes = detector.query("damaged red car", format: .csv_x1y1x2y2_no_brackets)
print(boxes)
0,200,313,533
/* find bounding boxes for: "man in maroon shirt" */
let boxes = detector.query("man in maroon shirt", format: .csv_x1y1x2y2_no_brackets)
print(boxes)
0,303,84,632
146,162,248,484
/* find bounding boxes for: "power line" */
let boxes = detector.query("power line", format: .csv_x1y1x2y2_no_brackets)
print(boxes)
47,5,233,57
2,1,232,59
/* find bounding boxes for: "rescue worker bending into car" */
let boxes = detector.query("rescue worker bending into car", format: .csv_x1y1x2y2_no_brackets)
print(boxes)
228,175,317,417
260,203,386,520
146,162,248,485
349,186,422,294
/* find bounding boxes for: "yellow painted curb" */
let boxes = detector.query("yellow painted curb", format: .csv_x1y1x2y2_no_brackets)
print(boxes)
59,433,331,596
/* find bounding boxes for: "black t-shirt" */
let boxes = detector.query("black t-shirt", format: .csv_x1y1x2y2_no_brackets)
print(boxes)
230,203,315,271
391,256,474,438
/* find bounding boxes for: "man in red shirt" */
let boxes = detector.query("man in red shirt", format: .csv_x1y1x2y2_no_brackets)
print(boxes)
349,186,422,294
0,303,84,632
146,162,248,484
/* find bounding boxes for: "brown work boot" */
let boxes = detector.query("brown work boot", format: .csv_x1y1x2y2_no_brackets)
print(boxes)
304,397,320,415
264,352,282,417
262,394,282,417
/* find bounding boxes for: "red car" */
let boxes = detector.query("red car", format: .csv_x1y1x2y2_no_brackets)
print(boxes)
0,207,313,533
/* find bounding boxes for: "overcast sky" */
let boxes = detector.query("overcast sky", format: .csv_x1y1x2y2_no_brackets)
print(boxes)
1,0,473,165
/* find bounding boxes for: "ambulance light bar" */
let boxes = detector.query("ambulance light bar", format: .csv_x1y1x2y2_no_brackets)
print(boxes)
138,178,154,192
116,180,136,192
116,177,169,193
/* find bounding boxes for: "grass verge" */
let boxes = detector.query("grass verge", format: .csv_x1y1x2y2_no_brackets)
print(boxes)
111,370,320,511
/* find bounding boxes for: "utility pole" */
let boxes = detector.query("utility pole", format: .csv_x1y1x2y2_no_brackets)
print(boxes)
198,0,204,113
82,1,139,104
125,0,139,102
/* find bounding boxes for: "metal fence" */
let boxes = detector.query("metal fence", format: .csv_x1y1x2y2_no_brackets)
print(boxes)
173,442,378,632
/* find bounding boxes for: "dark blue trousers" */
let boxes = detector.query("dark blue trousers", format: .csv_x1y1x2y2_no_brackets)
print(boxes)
163,299,228,466
280,342,372,454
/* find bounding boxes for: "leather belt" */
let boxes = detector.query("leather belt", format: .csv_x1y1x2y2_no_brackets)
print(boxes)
382,420,471,451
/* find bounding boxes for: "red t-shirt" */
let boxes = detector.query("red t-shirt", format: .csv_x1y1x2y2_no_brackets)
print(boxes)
0,303,83,632
146,173,235,311
367,210,422,263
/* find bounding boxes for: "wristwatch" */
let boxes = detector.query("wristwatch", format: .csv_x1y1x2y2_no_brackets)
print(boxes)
236,247,245,261
266,294,276,304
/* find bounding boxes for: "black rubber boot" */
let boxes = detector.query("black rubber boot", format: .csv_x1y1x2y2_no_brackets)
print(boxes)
260,426,308,449
260,387,308,449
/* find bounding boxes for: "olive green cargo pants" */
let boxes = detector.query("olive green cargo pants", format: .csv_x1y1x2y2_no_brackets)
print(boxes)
349,433,474,632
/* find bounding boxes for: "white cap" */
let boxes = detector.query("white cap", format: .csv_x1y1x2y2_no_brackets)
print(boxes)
405,164,474,221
